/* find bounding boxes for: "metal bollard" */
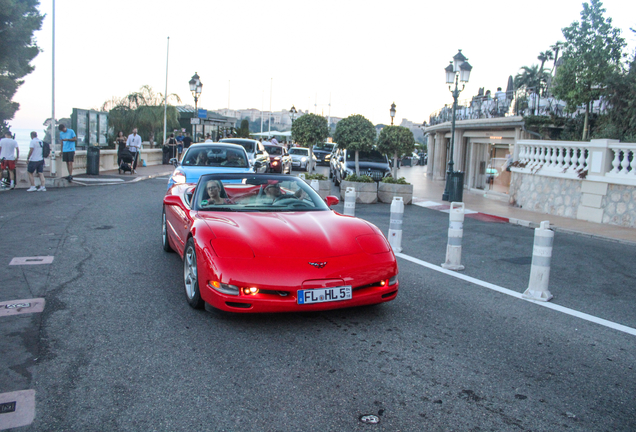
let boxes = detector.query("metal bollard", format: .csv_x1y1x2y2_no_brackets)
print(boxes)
310,179,319,191
344,187,356,216
388,196,404,253
523,221,554,302
441,202,465,271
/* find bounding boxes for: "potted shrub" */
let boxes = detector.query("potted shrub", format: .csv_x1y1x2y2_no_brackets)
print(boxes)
378,176,413,204
340,174,378,204
304,173,331,198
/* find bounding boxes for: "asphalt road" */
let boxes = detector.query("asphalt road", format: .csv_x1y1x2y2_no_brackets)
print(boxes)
0,174,635,431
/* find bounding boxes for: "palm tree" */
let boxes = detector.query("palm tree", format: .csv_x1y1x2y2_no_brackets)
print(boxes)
515,65,551,115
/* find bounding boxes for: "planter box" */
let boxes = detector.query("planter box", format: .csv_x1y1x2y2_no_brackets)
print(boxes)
340,180,378,204
306,179,332,199
378,182,413,204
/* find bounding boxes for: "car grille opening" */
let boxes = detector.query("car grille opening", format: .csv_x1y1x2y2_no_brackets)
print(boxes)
258,289,289,297
381,290,398,299
353,280,388,291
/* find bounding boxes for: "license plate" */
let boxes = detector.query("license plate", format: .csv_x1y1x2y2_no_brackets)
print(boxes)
292,162,300,166
297,286,352,304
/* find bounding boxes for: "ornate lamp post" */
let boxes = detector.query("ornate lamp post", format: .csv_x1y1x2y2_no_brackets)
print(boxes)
441,50,472,202
390,102,396,125
289,105,297,125
189,72,203,140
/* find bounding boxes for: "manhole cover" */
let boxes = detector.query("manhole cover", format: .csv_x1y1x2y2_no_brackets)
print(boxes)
359,414,380,424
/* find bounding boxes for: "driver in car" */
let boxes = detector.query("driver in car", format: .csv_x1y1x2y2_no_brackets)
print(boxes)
263,182,306,202
221,151,245,167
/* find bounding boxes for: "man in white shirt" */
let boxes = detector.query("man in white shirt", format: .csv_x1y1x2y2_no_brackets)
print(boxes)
271,137,279,145
26,131,46,191
126,128,142,173
0,131,19,190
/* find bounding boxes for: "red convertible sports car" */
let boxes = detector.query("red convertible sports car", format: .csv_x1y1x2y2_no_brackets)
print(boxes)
162,173,399,313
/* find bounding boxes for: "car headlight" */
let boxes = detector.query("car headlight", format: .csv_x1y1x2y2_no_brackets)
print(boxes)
301,157,307,162
208,281,239,296
274,156,281,161
389,274,398,285
171,170,186,184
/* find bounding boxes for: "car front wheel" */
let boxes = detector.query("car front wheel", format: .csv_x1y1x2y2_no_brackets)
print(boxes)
162,208,174,253
184,238,204,309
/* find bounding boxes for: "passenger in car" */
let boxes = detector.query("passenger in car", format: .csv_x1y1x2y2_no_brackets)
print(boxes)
201,180,233,205
196,152,209,166
221,150,245,167
263,182,306,202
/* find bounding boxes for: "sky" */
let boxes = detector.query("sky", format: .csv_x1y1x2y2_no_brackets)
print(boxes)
8,0,636,133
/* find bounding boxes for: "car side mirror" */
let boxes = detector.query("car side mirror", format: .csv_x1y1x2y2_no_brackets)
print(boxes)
254,161,262,168
170,158,179,167
163,194,183,207
325,195,339,208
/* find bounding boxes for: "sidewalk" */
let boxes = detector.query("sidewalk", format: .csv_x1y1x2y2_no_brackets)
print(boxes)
398,165,636,245
64,164,174,186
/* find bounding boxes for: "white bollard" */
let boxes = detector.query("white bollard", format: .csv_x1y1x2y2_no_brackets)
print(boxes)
310,179,319,191
299,173,306,180
523,221,554,302
344,187,356,216
388,196,404,253
441,202,465,271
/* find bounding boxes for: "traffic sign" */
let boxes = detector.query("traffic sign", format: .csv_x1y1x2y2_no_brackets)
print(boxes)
198,109,207,119
190,118,200,125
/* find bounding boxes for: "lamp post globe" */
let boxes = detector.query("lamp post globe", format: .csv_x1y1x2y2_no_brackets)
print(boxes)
441,50,471,202
390,102,396,126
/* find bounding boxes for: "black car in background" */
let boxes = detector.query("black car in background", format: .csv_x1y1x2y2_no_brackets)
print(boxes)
330,148,391,186
313,142,336,166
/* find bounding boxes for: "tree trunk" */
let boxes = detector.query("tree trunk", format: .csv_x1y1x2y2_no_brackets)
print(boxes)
393,151,399,178
355,150,360,176
582,101,590,141
308,144,315,172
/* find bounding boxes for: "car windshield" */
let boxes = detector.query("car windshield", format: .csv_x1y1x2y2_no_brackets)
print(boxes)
182,146,249,168
193,174,329,212
221,139,255,153
346,150,386,163
313,143,334,151
289,148,309,156
265,146,283,155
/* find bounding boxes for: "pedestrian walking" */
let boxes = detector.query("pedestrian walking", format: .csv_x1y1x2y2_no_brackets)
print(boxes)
126,128,142,173
182,132,192,150
59,123,77,182
176,130,184,158
165,133,177,163
26,131,46,192
115,131,126,165
0,131,19,189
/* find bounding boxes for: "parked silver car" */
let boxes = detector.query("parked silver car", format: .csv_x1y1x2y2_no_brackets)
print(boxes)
289,147,317,172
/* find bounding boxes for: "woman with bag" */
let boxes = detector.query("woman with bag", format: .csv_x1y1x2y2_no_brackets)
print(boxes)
115,131,126,167
165,134,177,163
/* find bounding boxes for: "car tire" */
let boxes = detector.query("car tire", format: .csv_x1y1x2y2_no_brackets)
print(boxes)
183,238,204,309
162,208,174,253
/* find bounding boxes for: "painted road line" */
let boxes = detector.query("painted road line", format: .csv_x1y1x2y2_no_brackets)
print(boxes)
396,253,636,337
0,390,35,430
9,256,54,266
0,298,45,317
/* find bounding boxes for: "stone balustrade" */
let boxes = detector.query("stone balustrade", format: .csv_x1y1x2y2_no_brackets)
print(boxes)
510,139,636,227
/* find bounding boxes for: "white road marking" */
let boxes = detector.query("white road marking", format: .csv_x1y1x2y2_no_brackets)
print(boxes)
0,298,45,317
9,256,54,266
73,177,124,182
396,253,636,337
0,390,35,430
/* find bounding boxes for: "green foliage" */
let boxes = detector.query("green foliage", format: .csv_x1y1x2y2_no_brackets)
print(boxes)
291,113,329,147
381,176,410,185
237,119,250,138
552,0,627,112
514,65,551,96
344,174,374,183
102,85,181,144
304,173,328,180
0,0,44,133
334,114,376,153
377,126,415,177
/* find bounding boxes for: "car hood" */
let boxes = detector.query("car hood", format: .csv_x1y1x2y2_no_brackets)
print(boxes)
345,161,390,170
198,211,376,258
182,166,253,183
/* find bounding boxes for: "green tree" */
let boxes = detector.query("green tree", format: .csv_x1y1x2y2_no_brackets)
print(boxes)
377,126,415,178
552,0,627,140
291,113,328,171
594,53,636,141
514,65,551,115
102,85,181,145
333,114,376,175
237,119,250,138
0,0,44,134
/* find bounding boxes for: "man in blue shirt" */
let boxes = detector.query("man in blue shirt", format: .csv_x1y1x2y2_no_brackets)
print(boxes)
59,124,77,181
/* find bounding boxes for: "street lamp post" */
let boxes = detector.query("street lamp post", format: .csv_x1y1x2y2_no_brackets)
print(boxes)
390,102,396,125
441,50,472,202
290,105,297,125
189,72,202,140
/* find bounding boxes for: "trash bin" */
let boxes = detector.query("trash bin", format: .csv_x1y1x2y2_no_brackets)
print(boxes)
448,171,464,202
86,146,100,175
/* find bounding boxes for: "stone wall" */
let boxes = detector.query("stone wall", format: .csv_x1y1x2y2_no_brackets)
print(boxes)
510,172,636,228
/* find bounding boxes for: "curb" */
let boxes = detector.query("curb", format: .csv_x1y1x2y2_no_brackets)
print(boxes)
64,171,173,187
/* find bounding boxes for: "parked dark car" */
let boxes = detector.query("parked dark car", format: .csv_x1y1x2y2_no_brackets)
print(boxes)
264,144,292,174
220,138,270,173
330,148,391,186
312,142,336,166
